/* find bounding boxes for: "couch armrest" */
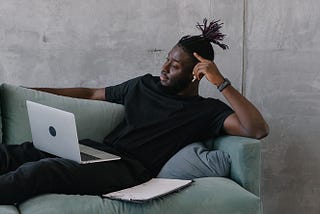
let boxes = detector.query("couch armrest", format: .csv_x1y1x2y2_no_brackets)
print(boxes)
207,136,261,196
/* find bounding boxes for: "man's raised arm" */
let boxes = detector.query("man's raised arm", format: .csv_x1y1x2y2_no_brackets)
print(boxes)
192,52,269,139
31,87,106,101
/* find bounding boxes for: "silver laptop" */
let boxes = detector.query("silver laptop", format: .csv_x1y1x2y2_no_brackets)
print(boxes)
26,100,121,164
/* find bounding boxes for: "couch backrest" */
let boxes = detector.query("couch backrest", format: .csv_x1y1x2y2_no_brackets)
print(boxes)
0,83,125,145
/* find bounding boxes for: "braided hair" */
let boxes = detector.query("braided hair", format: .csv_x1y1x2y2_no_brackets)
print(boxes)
177,18,228,61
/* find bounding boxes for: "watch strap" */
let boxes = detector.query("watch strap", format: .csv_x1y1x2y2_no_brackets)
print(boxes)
217,78,231,92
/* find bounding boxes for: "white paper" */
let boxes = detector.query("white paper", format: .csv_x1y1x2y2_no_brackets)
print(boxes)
104,178,192,202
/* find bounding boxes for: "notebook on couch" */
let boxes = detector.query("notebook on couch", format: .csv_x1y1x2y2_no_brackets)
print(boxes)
104,178,192,203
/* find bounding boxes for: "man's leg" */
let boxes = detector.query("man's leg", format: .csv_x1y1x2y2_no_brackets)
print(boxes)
0,142,52,175
0,156,151,205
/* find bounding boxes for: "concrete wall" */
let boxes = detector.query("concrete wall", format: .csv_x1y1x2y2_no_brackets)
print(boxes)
247,1,320,213
0,0,319,213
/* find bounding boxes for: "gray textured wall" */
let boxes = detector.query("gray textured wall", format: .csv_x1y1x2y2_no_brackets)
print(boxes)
247,1,320,213
0,0,319,213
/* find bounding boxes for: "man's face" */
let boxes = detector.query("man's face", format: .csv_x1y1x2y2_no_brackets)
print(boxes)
160,46,196,94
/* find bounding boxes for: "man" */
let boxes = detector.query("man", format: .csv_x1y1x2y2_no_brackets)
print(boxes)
0,19,268,204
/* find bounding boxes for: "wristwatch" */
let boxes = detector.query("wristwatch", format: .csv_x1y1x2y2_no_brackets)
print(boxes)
217,78,231,92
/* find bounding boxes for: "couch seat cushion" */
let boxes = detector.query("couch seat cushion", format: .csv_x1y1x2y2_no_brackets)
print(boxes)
19,177,261,214
0,205,20,214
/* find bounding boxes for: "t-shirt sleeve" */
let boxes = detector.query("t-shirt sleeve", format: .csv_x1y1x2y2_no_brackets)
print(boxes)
105,76,142,104
208,100,234,137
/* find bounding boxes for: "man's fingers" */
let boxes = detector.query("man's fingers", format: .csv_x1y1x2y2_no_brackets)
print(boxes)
192,64,206,81
193,52,206,62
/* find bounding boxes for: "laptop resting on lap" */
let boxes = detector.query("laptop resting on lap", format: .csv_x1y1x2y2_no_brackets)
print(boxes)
26,100,121,164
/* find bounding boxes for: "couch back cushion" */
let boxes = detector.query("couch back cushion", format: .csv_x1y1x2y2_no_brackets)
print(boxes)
0,83,125,145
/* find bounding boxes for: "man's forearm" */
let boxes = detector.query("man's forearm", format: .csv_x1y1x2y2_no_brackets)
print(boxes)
222,85,269,139
191,53,269,139
31,87,105,100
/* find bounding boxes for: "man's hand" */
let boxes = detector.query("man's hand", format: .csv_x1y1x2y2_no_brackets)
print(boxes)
192,52,225,86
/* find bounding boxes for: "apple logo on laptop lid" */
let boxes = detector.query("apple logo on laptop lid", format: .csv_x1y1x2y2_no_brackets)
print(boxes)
49,126,57,137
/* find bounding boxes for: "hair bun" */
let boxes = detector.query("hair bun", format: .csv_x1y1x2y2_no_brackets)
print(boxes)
196,18,229,50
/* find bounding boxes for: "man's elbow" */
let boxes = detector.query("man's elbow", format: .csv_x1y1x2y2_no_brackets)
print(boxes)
253,123,269,140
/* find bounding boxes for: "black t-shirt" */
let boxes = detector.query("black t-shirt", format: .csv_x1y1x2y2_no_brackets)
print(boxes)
104,74,234,176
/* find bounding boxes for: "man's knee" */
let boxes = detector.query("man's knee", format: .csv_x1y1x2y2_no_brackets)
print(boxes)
0,157,75,205
12,158,78,193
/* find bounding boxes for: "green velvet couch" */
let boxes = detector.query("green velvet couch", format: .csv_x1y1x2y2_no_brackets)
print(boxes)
0,83,263,214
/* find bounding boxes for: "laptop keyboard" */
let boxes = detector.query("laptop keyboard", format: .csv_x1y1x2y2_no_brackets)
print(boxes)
80,152,100,161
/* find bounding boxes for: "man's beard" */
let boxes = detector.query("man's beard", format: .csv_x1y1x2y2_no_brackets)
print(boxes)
159,75,191,95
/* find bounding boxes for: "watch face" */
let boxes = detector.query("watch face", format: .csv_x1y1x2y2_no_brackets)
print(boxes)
218,78,231,92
